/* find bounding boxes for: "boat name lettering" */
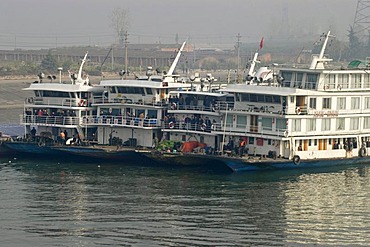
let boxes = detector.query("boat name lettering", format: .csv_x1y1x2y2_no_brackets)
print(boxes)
314,110,338,118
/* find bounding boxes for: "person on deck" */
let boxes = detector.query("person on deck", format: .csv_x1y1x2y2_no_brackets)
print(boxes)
30,127,36,141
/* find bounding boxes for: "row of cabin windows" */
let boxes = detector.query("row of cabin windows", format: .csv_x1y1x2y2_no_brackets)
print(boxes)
292,117,370,132
35,91,89,98
109,87,153,95
99,107,158,118
309,97,370,110
325,73,370,89
236,93,282,103
281,72,318,89
227,115,287,131
281,71,370,89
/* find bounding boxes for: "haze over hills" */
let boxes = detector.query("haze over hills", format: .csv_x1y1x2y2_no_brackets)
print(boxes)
0,0,356,50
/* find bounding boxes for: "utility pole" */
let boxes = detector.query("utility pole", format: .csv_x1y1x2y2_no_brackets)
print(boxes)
353,0,370,40
236,33,241,83
124,31,129,79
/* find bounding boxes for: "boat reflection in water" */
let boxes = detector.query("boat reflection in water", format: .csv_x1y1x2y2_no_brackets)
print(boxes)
0,157,368,246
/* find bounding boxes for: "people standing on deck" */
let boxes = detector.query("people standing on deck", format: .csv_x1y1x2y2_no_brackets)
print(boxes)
239,138,246,157
59,131,66,145
63,130,68,142
30,127,36,141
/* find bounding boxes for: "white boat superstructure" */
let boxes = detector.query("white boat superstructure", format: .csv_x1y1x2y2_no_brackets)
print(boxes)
163,90,233,153
21,52,105,143
87,42,192,148
220,30,370,163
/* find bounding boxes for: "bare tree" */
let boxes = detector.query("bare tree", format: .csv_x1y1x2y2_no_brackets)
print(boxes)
111,8,130,46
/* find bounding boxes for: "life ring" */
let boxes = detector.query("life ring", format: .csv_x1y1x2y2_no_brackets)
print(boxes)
295,107,301,115
78,99,86,107
359,147,366,157
170,102,177,110
168,121,175,129
293,155,300,165
200,123,207,131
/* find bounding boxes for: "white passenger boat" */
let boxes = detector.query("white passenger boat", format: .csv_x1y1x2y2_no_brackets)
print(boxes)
4,52,106,156
83,42,192,150
146,30,370,172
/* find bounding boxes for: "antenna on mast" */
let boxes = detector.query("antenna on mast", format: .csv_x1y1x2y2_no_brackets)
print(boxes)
309,31,335,70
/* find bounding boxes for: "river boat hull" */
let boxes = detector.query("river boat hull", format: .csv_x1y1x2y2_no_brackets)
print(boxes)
3,142,151,164
3,142,63,157
143,152,370,172
54,146,146,163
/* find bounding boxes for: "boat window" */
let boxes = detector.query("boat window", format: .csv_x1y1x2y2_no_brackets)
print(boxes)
146,88,153,95
117,87,125,93
101,108,120,116
147,109,157,118
273,95,280,103
324,74,336,89
292,119,301,131
336,118,345,130
257,94,264,102
337,97,346,110
350,117,359,130
306,119,316,132
338,74,349,89
290,96,294,103
276,119,286,131
351,97,360,109
281,71,292,87
365,97,370,109
265,95,272,102
80,92,88,99
364,117,370,129
322,118,331,131
250,94,257,102
35,91,40,97
241,93,250,101
294,73,303,88
110,87,116,93
261,117,272,130
322,98,331,109
116,87,145,95
41,90,70,98
306,73,318,89
236,116,247,128
352,74,362,89
364,74,370,88
135,109,145,119
151,78,162,82
248,137,254,145
309,98,317,109
226,115,233,126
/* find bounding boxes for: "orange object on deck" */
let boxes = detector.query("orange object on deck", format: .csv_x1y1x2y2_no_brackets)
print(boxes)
181,141,206,153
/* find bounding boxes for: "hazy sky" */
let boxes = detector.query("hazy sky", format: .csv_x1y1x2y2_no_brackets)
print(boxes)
0,0,357,49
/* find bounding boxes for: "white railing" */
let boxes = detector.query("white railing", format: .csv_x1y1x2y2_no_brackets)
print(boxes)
22,115,80,126
82,115,162,128
163,121,287,137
